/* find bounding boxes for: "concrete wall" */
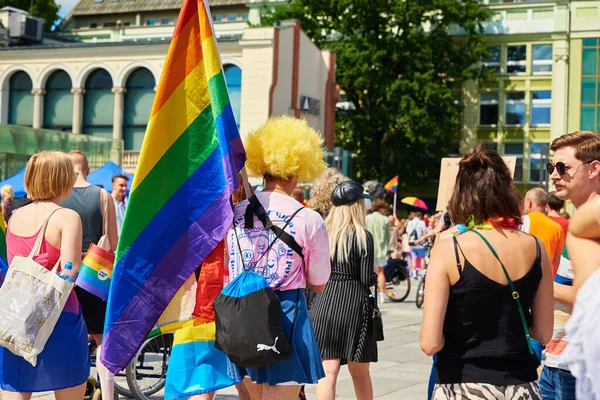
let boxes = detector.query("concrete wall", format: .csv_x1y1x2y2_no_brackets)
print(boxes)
271,26,293,118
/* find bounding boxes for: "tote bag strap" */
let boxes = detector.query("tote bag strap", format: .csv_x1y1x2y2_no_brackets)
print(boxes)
28,207,62,259
97,190,111,251
471,230,534,355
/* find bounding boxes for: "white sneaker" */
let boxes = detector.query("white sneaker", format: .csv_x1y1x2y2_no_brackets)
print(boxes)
378,293,386,304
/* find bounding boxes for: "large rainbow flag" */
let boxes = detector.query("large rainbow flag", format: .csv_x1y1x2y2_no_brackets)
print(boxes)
101,0,245,373
0,215,7,285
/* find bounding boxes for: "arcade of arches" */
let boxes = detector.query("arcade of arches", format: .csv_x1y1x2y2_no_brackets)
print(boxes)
3,64,243,151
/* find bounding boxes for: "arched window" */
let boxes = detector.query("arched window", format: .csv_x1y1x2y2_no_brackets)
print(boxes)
44,70,73,131
224,64,241,128
8,71,33,126
83,69,114,138
124,68,155,151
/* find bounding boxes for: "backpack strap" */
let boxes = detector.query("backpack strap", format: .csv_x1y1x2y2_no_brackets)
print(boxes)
471,230,534,356
244,195,304,259
234,204,305,270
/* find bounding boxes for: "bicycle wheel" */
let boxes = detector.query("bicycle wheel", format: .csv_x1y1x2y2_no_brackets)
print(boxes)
415,279,425,309
126,333,173,400
89,341,132,398
385,268,411,302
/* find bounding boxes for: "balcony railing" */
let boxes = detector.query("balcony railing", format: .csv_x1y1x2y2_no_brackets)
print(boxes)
0,124,121,179
123,150,141,170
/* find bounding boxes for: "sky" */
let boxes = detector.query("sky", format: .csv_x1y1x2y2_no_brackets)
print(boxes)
57,0,78,17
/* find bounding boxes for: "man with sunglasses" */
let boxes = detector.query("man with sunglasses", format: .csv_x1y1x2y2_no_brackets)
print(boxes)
539,131,600,400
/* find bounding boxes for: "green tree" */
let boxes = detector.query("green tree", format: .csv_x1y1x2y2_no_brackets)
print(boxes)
262,0,490,186
1,0,61,31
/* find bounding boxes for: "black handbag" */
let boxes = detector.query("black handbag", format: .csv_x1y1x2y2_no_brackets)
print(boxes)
371,286,384,342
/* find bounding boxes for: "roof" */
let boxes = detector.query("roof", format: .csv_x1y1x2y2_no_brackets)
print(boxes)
69,0,247,17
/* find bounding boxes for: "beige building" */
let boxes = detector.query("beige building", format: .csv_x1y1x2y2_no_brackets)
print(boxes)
0,0,336,173
460,0,600,185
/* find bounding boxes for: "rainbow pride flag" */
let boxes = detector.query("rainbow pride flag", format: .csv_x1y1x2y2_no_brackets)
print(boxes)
101,0,245,373
384,175,398,193
0,216,7,285
164,319,240,399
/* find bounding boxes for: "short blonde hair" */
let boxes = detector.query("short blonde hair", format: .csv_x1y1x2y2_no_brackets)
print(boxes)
25,151,75,201
244,116,327,182
1,184,14,201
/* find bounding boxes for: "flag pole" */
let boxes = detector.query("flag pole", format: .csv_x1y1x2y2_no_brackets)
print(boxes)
240,167,252,198
393,191,397,218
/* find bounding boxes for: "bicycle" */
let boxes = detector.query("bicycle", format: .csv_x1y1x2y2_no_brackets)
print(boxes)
415,269,426,309
383,255,411,302
85,329,173,400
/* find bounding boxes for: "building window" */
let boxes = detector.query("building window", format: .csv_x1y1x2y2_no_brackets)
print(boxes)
531,91,551,126
123,21,131,26
530,143,549,183
479,93,499,125
505,92,525,126
79,23,89,29
161,19,170,25
147,19,156,25
242,14,249,21
581,38,600,131
532,44,552,74
482,46,500,75
103,21,117,27
227,15,237,21
507,45,527,74
213,15,223,22
90,23,98,28
504,143,523,182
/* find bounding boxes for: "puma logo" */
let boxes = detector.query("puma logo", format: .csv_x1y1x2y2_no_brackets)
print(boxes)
257,337,280,354
9,298,21,314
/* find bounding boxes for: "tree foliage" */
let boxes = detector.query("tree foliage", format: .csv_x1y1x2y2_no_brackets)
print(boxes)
1,0,61,31
262,0,490,186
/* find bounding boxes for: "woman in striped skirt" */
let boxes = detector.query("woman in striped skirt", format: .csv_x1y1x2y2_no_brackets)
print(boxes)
310,181,378,400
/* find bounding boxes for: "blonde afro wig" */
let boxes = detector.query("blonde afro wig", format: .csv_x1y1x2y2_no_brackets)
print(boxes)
243,116,327,182
309,168,348,215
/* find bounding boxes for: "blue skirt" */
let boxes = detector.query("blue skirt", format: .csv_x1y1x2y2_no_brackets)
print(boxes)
0,307,91,392
227,289,325,386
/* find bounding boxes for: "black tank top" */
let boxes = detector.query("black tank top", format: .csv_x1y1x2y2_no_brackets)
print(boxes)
435,234,542,386
61,185,103,252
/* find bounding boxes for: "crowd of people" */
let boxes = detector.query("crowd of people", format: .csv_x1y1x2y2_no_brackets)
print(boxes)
0,124,599,400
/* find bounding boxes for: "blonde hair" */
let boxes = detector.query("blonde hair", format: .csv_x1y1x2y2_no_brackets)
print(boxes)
24,151,75,201
244,116,327,182
325,199,368,263
1,184,14,201
308,168,348,215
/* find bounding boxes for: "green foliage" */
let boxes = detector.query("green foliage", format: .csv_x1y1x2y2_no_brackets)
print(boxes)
262,0,491,186
0,0,61,31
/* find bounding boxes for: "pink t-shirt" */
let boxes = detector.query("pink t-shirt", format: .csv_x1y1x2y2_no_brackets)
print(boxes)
227,192,331,291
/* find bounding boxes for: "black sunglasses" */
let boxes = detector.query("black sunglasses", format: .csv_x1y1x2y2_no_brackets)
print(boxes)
546,161,592,176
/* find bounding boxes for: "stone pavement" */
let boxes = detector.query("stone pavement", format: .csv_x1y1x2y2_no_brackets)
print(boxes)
6,281,432,400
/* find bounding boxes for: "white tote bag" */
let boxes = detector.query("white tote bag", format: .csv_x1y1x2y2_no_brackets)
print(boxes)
0,208,74,366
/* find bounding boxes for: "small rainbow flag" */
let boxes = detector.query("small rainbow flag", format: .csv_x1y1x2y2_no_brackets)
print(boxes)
384,176,398,193
101,0,245,373
76,244,115,301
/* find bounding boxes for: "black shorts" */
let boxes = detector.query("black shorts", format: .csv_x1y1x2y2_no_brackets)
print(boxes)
75,286,107,335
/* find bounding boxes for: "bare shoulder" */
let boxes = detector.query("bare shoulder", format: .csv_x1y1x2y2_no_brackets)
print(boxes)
55,208,82,225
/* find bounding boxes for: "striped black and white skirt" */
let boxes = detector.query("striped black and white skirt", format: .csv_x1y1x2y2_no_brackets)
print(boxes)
432,382,541,400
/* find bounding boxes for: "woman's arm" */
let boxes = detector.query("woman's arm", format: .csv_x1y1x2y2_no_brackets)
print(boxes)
104,190,119,252
420,241,451,356
58,209,83,275
361,231,377,288
529,238,554,344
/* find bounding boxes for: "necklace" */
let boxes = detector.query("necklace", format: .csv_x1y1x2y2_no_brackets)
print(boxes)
453,215,518,236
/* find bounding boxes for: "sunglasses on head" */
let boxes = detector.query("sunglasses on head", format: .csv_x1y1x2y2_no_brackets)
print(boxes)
546,161,592,176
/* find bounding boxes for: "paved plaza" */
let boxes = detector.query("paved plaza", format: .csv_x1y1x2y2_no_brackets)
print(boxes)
12,283,431,400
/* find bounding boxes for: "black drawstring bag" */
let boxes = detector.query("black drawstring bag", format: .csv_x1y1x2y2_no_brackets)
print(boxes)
214,196,304,368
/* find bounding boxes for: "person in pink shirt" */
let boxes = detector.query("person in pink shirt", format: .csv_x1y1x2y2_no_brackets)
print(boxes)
226,116,331,400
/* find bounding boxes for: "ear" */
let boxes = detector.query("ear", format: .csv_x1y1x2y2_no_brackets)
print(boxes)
589,160,600,181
